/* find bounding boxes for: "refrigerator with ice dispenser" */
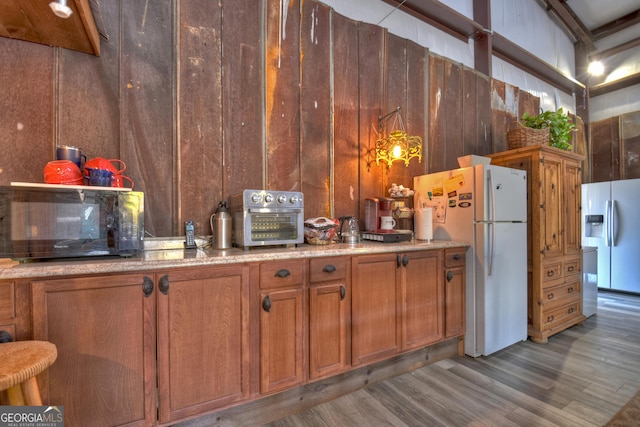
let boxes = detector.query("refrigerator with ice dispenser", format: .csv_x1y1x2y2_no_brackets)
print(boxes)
582,178,640,293
414,164,528,357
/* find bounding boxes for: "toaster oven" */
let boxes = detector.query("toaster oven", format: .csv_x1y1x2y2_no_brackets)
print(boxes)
228,190,304,250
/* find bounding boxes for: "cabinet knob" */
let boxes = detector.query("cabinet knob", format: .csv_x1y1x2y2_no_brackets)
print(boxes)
402,254,409,267
0,330,13,343
568,266,575,272
340,285,346,300
158,274,170,295
446,271,454,282
453,254,461,260
547,292,554,300
142,276,154,297
323,264,336,273
547,270,555,277
275,269,291,278
262,295,272,312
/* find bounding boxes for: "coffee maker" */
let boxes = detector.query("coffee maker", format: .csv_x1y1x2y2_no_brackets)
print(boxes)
364,197,394,232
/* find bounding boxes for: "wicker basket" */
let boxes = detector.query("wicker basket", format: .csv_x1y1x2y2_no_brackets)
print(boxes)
507,122,549,149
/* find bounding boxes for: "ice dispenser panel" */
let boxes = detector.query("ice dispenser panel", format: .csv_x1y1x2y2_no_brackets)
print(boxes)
584,214,604,238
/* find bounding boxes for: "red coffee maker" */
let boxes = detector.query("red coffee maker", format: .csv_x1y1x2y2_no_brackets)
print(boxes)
364,197,394,232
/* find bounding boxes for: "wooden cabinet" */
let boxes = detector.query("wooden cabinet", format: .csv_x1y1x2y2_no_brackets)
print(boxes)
400,250,443,351
351,253,400,366
31,265,250,427
308,257,350,380
257,260,305,394
444,248,466,338
0,281,16,340
351,249,452,366
156,266,250,423
31,274,156,427
489,146,586,343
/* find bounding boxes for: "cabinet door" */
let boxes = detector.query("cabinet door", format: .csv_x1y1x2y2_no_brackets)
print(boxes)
32,274,155,427
156,266,250,423
309,257,349,380
540,154,563,258
309,283,348,380
351,254,399,366
401,250,443,350
563,159,582,256
259,287,304,394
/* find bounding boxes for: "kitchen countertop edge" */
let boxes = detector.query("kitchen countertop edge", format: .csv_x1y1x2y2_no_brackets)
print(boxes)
0,240,469,279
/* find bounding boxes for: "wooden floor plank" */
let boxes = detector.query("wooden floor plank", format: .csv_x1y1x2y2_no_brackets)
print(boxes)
265,291,640,427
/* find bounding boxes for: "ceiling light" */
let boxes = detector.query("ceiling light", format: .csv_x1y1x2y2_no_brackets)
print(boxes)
49,0,73,19
588,60,604,76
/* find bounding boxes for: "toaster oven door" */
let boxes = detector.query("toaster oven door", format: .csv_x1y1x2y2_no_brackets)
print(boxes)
244,209,302,246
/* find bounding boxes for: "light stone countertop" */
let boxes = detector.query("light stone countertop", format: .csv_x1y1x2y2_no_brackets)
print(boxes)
0,238,469,280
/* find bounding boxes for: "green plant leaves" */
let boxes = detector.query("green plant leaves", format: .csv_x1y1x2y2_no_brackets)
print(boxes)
521,107,576,150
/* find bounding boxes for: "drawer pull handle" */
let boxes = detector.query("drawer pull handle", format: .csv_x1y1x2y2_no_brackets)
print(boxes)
547,292,554,300
262,295,272,312
547,315,555,323
275,269,291,278
568,287,574,293
568,307,574,314
568,266,575,272
323,264,336,273
453,254,461,260
340,285,346,300
547,270,555,277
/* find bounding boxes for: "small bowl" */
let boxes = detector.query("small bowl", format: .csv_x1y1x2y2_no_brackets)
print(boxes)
44,160,83,184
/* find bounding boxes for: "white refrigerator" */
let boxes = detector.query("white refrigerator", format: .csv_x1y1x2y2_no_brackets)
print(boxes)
414,164,528,357
582,178,640,293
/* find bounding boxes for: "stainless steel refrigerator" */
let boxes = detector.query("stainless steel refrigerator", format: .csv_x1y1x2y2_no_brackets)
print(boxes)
414,165,528,357
582,178,640,293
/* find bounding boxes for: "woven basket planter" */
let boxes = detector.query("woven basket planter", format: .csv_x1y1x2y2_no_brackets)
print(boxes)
507,122,550,149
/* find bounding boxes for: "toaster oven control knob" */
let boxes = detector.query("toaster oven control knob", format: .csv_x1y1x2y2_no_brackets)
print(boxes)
289,195,300,204
277,194,287,204
264,193,274,203
251,193,262,203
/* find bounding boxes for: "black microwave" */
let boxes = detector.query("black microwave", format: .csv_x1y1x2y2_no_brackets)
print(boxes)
0,184,144,260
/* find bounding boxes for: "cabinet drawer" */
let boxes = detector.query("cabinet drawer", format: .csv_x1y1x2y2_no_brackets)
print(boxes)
309,257,348,284
444,248,465,268
260,260,305,289
542,300,581,329
0,282,15,322
564,258,581,276
541,280,581,308
541,262,562,283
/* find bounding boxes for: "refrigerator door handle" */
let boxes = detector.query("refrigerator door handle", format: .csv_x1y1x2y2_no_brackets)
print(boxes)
611,200,618,246
605,200,612,247
488,169,496,223
487,169,496,276
488,222,495,276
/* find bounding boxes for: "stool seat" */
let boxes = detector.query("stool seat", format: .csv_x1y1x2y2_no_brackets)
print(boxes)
0,340,57,405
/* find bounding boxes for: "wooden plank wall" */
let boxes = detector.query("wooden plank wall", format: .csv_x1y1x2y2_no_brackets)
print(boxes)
0,0,575,238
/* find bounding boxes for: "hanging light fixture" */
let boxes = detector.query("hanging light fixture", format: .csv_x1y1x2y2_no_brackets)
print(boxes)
375,107,422,167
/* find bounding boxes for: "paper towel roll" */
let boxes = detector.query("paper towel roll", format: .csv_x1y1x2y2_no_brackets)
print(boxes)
415,207,433,242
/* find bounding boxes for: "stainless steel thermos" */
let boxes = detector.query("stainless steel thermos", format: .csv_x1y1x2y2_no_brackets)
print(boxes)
211,201,232,249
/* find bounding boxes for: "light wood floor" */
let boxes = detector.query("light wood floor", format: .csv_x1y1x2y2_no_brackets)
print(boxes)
264,291,640,427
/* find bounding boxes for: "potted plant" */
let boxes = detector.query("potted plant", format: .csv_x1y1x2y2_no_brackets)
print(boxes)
521,108,576,151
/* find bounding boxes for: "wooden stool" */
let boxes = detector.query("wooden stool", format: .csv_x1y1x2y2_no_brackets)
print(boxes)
0,340,57,405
